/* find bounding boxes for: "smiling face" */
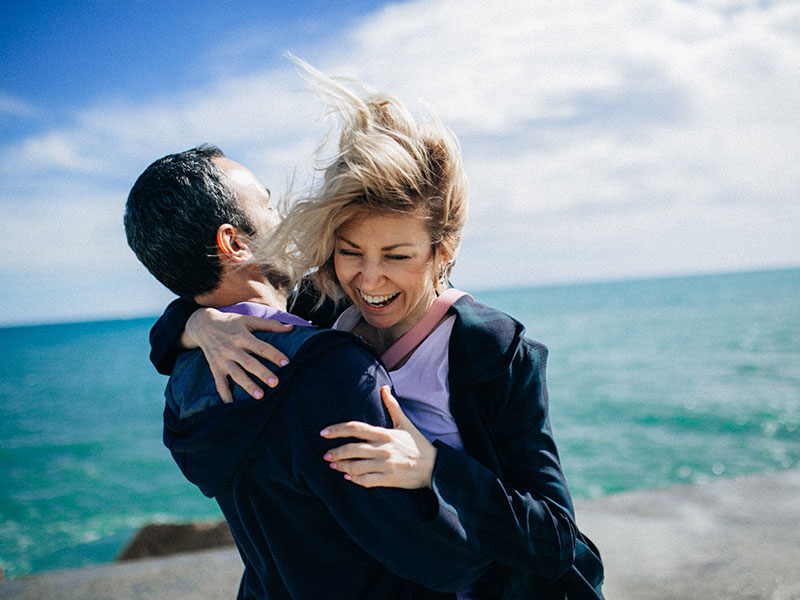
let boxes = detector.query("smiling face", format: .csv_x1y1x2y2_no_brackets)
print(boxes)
334,211,440,348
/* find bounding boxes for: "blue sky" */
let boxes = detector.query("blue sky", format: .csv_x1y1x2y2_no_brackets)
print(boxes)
2,0,798,325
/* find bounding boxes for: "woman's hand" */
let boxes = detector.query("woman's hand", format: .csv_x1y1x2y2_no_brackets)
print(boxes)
320,386,437,489
183,308,294,403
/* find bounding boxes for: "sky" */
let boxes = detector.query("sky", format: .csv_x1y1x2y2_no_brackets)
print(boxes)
1,0,798,326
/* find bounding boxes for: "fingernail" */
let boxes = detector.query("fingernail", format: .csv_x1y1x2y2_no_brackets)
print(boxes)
253,389,263,399
323,453,332,461
267,377,278,387
344,474,352,481
329,463,337,469
319,429,330,436
279,359,289,367
282,322,293,327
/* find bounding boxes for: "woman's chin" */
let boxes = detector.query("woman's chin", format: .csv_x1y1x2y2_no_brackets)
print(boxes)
360,311,397,332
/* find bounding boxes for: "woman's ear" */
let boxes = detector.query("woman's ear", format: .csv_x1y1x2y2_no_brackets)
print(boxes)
216,224,253,263
435,244,453,273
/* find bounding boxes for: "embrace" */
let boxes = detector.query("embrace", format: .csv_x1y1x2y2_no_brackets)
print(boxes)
125,60,604,599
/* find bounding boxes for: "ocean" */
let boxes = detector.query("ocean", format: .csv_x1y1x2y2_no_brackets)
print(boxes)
1,268,798,579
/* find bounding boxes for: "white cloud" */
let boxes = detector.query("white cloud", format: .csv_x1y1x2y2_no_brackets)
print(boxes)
1,0,799,323
0,92,37,118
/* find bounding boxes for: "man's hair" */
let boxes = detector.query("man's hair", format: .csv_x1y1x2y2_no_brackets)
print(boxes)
257,59,468,307
124,145,257,298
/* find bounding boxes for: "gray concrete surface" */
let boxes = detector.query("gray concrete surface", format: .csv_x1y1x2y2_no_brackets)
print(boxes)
2,468,799,599
0,548,242,600
577,468,800,600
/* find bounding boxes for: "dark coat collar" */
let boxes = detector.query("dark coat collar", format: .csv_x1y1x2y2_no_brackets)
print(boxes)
447,294,526,383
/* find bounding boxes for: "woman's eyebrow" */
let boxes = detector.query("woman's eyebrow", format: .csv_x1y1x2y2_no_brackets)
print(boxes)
335,235,359,248
336,235,413,251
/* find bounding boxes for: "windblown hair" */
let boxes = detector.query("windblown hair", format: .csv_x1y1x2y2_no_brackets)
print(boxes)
124,145,256,299
258,58,468,307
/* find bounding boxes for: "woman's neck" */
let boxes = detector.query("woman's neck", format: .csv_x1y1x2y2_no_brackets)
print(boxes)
352,319,399,355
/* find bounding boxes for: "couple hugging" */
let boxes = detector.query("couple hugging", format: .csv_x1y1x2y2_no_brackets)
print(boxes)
125,60,604,599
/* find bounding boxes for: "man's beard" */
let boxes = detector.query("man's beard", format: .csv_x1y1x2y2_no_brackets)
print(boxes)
259,262,293,293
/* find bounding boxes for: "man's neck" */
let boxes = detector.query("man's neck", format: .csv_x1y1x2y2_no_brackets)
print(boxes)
195,279,288,312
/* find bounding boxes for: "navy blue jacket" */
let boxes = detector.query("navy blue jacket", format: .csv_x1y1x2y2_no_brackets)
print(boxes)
153,295,604,599
164,324,489,599
428,295,604,598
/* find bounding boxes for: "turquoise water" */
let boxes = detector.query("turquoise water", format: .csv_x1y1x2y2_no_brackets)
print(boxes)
1,268,798,578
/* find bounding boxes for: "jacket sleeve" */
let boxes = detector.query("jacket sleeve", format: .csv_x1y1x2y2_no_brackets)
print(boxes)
430,339,579,579
286,343,490,592
149,297,201,375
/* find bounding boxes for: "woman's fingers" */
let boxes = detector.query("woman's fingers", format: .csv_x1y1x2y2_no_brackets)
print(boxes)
215,362,263,402
342,473,384,488
327,458,406,489
243,336,291,369
320,421,388,441
380,386,410,428
207,341,282,399
241,317,292,367
329,458,387,477
187,310,293,401
247,317,294,333
211,369,235,404
319,396,436,489
323,441,388,463
236,353,280,389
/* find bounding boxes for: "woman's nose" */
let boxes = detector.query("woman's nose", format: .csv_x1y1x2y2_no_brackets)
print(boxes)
359,260,384,289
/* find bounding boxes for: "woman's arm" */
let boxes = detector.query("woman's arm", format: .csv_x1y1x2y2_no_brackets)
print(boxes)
149,298,202,375
149,299,295,403
182,308,294,403
149,278,343,376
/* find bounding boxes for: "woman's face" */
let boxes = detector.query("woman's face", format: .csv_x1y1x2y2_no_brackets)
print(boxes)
334,212,437,340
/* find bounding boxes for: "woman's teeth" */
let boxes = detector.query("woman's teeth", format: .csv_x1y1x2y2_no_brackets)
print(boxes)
360,291,399,307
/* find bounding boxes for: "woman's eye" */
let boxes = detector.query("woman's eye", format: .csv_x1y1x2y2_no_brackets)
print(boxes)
387,254,410,261
337,248,361,257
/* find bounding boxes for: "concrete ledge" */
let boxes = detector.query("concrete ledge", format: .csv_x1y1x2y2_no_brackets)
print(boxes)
578,468,800,600
2,469,798,599
0,548,243,600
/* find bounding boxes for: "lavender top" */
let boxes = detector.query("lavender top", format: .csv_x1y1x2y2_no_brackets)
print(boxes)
332,307,464,451
219,301,314,327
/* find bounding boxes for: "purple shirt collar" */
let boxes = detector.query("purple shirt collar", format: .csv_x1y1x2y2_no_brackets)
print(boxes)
218,301,315,328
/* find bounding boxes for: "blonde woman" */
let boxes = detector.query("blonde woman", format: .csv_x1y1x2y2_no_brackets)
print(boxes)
150,63,604,599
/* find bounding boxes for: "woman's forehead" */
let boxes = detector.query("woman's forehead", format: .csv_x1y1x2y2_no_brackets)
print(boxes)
338,211,429,239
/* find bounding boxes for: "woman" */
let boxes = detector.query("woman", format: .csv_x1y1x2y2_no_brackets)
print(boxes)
151,63,604,599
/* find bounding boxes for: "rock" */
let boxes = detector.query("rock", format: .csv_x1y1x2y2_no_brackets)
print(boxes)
116,521,234,561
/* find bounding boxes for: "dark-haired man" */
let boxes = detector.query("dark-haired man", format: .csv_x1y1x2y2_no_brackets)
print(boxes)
125,146,487,599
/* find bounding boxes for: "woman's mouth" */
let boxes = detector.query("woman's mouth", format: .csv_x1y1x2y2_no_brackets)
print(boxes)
359,290,400,308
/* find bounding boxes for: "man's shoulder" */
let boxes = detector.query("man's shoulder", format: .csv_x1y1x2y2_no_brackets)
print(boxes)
170,326,356,381
286,329,387,395
167,326,382,415
280,331,392,430
253,326,368,367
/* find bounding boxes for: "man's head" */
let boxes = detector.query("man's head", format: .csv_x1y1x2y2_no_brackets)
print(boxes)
125,145,283,301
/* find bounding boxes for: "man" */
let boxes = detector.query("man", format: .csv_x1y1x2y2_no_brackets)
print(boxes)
124,146,488,599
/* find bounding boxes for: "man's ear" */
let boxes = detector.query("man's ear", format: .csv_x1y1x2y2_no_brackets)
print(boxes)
216,224,253,263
